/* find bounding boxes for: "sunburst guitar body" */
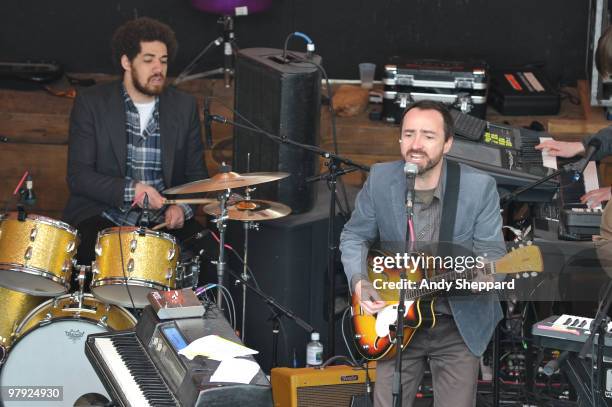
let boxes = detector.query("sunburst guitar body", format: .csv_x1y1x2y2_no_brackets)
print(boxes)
350,244,543,361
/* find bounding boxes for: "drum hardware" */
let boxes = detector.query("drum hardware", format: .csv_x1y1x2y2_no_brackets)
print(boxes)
211,188,231,307
164,166,289,308
177,252,203,290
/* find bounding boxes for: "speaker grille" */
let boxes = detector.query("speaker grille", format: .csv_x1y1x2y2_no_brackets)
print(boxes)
233,48,321,214
296,383,367,407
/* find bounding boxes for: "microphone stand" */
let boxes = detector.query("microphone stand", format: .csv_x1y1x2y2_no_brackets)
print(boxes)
578,279,612,406
497,143,602,406
210,114,369,356
220,257,315,368
392,181,415,407
500,160,588,205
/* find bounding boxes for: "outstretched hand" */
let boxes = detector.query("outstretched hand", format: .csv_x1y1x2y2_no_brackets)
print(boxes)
534,140,585,158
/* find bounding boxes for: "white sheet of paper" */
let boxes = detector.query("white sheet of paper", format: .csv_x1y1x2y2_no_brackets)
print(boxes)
178,335,258,361
210,358,260,384
539,136,558,170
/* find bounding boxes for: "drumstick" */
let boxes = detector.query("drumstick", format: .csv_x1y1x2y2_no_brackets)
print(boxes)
152,222,167,231
162,198,215,205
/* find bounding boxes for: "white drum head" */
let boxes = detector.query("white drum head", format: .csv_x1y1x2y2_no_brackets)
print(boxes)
92,284,155,308
0,319,110,406
0,269,66,296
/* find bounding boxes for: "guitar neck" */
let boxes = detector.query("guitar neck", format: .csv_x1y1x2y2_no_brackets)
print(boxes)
406,262,494,301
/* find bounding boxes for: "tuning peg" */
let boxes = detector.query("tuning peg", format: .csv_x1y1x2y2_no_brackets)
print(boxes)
511,247,516,251
519,243,524,248
527,241,533,246
522,272,529,278
531,272,538,277
515,273,521,279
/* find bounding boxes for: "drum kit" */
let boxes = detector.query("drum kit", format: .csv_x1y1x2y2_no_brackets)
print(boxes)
0,168,291,406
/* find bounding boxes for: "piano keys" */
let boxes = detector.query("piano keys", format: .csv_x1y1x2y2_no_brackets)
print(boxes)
86,306,273,407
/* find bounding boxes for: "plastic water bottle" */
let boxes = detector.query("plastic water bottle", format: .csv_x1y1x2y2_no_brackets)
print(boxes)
306,332,323,367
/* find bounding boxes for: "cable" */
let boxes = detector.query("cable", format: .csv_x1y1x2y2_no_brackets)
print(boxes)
282,32,314,61
196,283,236,329
341,305,360,367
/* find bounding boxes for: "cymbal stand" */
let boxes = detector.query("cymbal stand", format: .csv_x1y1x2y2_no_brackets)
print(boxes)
213,189,231,307
240,187,259,341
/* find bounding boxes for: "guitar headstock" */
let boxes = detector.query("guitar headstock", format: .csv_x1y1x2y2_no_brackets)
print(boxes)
494,243,543,277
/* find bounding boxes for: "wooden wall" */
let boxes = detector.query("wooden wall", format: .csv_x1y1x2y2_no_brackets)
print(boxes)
1,78,609,222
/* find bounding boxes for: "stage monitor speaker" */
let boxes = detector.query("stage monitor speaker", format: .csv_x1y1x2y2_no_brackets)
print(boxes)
233,48,322,214
271,365,376,407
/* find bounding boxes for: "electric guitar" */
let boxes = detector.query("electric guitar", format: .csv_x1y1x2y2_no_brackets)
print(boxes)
350,244,543,361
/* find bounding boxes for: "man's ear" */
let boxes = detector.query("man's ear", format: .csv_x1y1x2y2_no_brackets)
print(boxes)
120,55,131,72
443,136,453,154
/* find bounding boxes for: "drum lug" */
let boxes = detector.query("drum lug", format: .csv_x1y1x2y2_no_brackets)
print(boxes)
95,241,102,257
24,246,33,261
166,268,173,281
92,261,99,276
40,312,53,327
127,259,134,274
168,247,176,261
30,226,38,241
66,240,76,253
62,260,71,274
130,238,137,253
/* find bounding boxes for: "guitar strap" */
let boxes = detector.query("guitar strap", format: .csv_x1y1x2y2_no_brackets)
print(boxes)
438,160,461,245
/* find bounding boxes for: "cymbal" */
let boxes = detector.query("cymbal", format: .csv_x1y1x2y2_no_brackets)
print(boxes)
163,171,290,195
203,199,292,221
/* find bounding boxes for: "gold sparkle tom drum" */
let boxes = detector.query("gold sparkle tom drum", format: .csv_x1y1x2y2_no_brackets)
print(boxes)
91,226,180,308
0,212,79,295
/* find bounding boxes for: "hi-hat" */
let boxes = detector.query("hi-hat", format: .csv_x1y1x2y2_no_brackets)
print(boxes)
203,199,292,221
163,171,290,195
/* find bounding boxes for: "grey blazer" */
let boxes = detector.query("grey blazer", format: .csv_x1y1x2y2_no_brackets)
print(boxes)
62,81,208,226
340,159,506,356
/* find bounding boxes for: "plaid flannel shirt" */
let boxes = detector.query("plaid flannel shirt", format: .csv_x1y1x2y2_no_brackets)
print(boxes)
102,86,193,226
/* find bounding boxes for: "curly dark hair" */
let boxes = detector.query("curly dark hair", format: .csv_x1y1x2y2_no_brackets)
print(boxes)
111,17,178,66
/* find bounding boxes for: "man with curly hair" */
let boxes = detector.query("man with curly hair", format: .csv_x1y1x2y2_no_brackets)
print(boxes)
63,17,208,265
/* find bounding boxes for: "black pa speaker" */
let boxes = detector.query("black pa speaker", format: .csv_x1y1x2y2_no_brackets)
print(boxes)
233,48,322,214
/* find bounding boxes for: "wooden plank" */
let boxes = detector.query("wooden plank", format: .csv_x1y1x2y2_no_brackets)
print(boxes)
0,112,69,144
0,144,68,214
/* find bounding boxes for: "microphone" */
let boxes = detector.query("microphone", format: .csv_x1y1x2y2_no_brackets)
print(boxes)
21,174,36,206
572,138,602,178
404,162,418,214
139,192,150,230
203,99,213,149
542,351,569,376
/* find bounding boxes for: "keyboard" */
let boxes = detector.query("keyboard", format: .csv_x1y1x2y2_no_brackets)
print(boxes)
92,332,177,406
86,306,273,407
447,110,558,199
532,314,612,356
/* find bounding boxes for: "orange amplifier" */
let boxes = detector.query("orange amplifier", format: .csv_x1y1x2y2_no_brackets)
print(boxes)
271,364,376,407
